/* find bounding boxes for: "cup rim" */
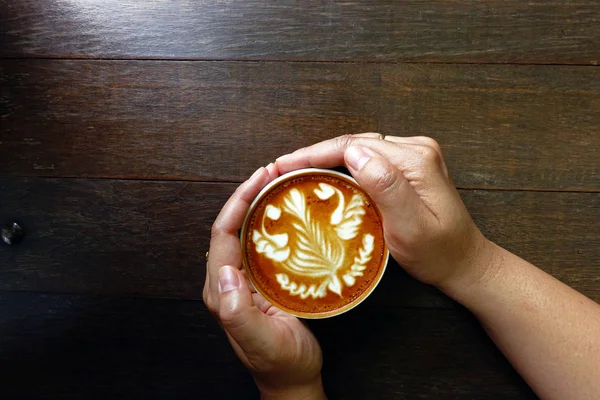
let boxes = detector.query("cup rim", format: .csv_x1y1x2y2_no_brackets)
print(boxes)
240,167,389,319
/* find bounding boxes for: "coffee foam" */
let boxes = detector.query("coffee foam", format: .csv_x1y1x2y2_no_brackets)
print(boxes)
243,170,387,317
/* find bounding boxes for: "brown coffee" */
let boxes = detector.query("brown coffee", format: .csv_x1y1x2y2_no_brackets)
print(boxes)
241,169,388,318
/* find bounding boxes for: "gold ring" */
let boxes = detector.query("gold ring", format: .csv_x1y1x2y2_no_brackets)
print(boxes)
205,251,209,259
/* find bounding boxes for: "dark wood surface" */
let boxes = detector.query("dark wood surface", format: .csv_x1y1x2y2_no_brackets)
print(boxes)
1,60,599,190
0,292,536,400
1,178,599,307
1,1,598,399
1,1,599,65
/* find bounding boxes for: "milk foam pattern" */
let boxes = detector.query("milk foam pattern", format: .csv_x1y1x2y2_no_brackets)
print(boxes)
252,183,375,299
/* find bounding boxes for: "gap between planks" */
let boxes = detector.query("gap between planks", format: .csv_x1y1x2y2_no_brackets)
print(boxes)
1,55,599,68
0,288,457,310
2,175,598,194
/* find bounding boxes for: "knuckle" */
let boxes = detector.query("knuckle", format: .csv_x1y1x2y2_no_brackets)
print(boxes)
203,294,217,314
335,134,358,151
202,285,209,304
420,145,442,166
370,167,397,194
210,220,222,238
219,305,247,330
419,136,441,151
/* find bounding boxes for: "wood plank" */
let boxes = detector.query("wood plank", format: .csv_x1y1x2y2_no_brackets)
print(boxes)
1,178,598,308
1,60,599,191
0,291,537,399
1,1,598,65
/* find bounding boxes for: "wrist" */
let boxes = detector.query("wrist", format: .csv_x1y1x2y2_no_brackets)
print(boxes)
257,376,326,400
438,237,505,305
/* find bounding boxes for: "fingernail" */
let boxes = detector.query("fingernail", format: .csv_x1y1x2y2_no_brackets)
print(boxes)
218,266,241,293
346,146,371,171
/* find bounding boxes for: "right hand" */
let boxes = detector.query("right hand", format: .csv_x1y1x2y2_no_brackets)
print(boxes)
275,133,496,293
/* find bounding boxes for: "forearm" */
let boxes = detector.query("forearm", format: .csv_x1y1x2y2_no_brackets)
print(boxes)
445,241,600,400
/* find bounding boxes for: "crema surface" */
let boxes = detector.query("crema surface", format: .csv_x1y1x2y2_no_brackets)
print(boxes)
242,171,387,318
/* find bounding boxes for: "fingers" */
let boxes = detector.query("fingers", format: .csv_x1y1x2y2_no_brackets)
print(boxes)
205,167,270,312
275,134,450,195
274,133,381,173
353,132,385,139
275,134,448,178
383,135,441,151
218,266,275,357
275,135,405,174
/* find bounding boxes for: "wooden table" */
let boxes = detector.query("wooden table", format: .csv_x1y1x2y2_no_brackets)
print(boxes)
1,2,598,399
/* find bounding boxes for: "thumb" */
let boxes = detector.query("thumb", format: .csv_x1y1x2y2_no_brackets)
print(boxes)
217,265,275,355
344,145,424,222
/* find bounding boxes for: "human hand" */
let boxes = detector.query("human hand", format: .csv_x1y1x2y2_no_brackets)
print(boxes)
275,133,496,294
203,166,325,400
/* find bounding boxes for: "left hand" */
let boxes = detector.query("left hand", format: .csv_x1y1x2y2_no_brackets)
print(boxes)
203,165,325,400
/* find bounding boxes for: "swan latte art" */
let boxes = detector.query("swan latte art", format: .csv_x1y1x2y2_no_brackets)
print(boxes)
241,168,388,318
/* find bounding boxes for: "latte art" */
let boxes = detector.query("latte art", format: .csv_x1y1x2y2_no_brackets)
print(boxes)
253,184,373,299
242,169,388,318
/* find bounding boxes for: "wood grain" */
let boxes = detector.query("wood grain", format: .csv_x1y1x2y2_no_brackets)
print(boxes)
0,291,537,399
1,1,598,65
1,60,599,191
1,3,596,398
1,178,598,308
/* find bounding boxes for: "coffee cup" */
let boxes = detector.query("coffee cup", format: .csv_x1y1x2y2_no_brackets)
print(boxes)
240,168,389,318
